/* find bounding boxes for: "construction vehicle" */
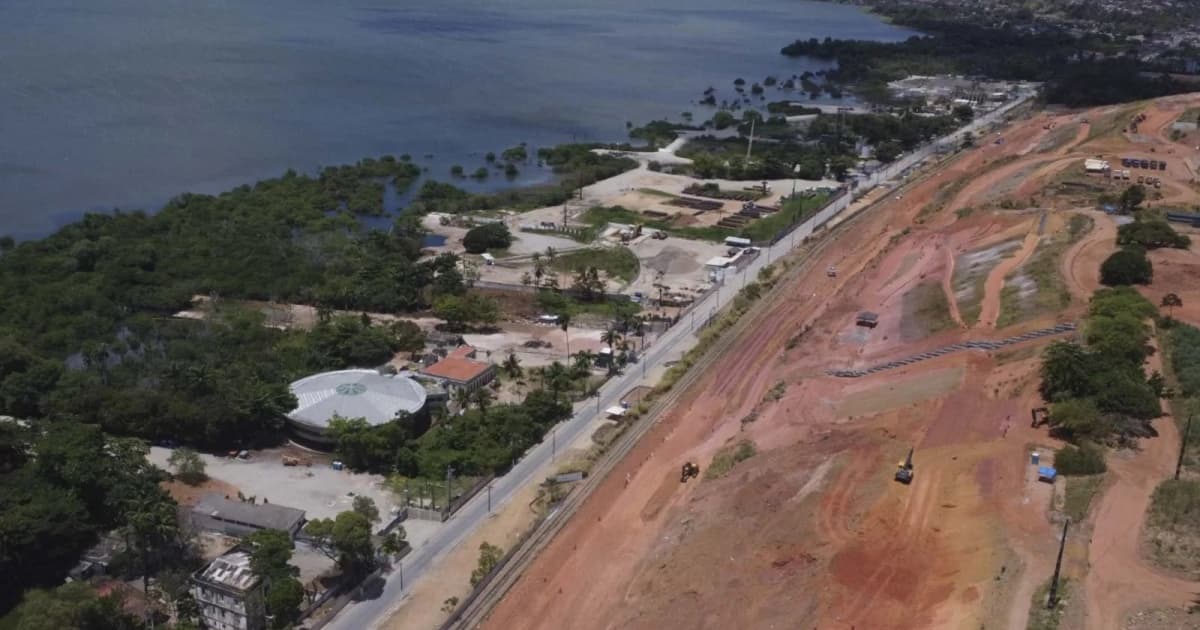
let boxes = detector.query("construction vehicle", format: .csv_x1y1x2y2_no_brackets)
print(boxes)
281,454,311,467
894,448,914,484
651,230,668,240
827,265,837,277
680,462,700,483
1030,407,1049,428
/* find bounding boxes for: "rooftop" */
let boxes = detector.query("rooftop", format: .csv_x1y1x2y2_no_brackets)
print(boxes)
421,356,494,384
192,494,306,533
288,369,427,429
197,551,260,592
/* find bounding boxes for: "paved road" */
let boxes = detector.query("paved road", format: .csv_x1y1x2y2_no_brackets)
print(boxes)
323,88,1037,630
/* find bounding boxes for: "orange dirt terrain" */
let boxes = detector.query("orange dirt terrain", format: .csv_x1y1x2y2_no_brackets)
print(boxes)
480,96,1200,630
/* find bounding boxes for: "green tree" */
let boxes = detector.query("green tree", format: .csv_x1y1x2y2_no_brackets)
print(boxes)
124,489,181,624
1100,248,1153,286
433,294,500,331
952,104,974,122
1039,341,1095,402
167,448,207,485
1161,292,1183,317
1118,218,1190,249
462,223,512,254
8,582,143,630
502,352,522,378
470,541,504,587
244,529,302,628
1048,398,1109,441
303,511,376,581
352,495,380,523
380,529,407,556
1118,184,1146,212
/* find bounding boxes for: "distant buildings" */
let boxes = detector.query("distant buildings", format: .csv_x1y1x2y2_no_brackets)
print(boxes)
420,345,497,393
190,550,266,630
189,494,306,539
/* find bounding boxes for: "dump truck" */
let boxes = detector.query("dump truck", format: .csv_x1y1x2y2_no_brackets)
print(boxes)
680,462,700,483
894,448,914,484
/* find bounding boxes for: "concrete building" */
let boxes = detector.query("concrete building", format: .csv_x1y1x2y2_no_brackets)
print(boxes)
190,550,266,630
190,494,306,538
286,369,429,447
419,346,496,393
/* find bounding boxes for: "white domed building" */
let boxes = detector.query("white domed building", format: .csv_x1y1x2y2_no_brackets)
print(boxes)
286,369,430,448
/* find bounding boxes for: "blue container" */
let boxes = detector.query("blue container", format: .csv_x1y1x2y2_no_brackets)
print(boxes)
1031,452,1040,466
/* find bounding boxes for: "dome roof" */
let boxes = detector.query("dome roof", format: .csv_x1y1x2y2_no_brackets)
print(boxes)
287,369,426,430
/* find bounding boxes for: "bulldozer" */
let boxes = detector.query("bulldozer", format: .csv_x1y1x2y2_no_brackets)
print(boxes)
680,462,700,483
894,448,914,484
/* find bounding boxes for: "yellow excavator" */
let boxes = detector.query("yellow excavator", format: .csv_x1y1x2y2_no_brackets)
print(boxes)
894,448,914,484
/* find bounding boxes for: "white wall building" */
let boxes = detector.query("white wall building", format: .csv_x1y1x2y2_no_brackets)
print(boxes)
190,551,266,630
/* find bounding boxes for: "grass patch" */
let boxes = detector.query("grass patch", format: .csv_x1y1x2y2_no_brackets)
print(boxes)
1086,102,1143,143
901,281,956,341
1026,579,1070,630
765,380,786,402
550,246,640,283
582,205,730,242
705,440,757,480
739,193,830,242
1036,122,1080,154
582,193,829,245
952,238,1023,326
1145,479,1200,579
638,187,677,198
998,215,1093,328
1063,474,1105,522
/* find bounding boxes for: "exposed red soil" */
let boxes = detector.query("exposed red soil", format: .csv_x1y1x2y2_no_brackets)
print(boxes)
481,96,1200,630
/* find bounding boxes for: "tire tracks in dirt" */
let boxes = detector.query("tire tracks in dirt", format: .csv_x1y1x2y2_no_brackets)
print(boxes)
977,227,1042,329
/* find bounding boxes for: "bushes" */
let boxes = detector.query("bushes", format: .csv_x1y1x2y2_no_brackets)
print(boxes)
1117,218,1191,250
1054,443,1107,475
1099,247,1153,286
1038,288,1161,442
1166,323,1200,397
462,223,512,254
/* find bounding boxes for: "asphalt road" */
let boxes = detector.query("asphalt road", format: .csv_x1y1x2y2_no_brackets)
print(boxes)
322,88,1036,630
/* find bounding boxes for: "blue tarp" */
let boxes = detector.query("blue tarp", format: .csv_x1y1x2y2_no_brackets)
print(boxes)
1037,466,1057,481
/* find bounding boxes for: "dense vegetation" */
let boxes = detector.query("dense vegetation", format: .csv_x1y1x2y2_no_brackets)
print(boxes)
781,20,1187,106
1039,288,1161,441
407,148,636,215
0,422,186,617
679,110,956,181
1099,247,1153,286
1117,217,1191,250
327,388,572,476
462,223,513,254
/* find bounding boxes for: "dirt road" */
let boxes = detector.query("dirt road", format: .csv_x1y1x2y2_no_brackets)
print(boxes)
1081,344,1199,629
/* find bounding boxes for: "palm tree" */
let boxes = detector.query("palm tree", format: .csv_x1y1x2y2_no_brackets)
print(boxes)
126,493,179,629
573,350,595,376
600,328,622,354
452,387,472,412
1161,293,1183,317
471,387,495,418
502,352,522,378
545,361,569,403
556,314,571,358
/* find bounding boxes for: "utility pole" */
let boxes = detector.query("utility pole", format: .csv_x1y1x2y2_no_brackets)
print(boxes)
1047,518,1070,608
552,429,557,461
487,482,492,514
1177,414,1194,480
445,465,454,514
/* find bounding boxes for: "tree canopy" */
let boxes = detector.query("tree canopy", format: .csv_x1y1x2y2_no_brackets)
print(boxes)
1100,248,1153,286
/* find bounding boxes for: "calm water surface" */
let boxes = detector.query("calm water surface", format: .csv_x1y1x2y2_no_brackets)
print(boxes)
0,0,912,237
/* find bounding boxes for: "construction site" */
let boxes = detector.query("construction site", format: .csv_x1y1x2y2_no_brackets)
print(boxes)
465,94,1200,630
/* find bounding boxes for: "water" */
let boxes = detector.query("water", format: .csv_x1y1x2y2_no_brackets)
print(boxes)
0,0,913,238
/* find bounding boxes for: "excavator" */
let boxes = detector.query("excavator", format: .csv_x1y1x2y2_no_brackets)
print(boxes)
680,462,700,483
1030,407,1049,428
894,448,914,484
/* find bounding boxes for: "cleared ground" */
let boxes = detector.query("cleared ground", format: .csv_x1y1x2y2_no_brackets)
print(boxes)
479,94,1200,630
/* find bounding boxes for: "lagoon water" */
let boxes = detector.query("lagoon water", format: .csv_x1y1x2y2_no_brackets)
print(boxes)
0,0,911,237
